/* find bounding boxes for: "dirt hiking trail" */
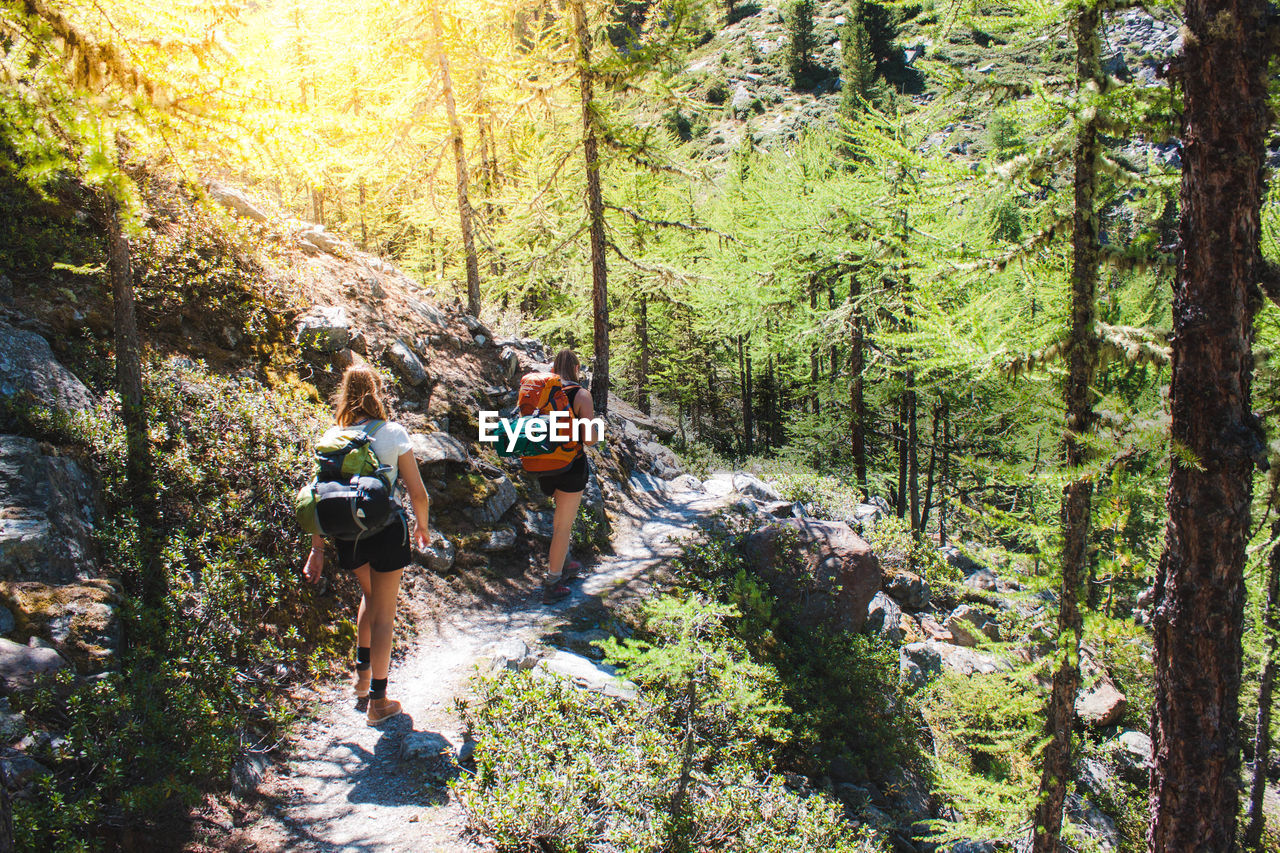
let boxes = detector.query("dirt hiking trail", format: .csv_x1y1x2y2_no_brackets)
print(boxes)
242,477,731,853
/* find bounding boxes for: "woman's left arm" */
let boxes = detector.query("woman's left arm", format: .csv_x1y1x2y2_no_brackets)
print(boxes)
398,452,432,549
573,390,599,446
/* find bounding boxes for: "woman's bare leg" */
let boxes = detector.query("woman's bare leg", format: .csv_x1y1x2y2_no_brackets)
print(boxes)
548,489,584,580
353,564,373,649
368,567,403,681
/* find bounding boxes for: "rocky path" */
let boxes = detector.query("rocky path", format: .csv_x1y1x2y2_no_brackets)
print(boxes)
243,479,727,853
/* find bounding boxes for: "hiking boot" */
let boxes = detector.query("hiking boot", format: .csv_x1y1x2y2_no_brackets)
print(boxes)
563,560,585,583
367,697,403,726
354,668,371,699
542,582,572,605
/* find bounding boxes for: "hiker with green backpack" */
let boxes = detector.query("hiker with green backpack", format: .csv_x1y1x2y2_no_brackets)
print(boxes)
297,364,431,726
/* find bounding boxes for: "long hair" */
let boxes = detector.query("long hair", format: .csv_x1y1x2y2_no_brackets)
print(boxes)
552,349,580,383
333,365,389,426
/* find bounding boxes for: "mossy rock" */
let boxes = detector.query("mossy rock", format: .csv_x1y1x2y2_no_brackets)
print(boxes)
0,579,120,673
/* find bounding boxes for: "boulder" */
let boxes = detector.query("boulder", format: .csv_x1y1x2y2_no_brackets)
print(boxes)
0,436,97,583
405,297,449,329
478,639,536,673
732,472,784,502
900,642,942,689
400,731,457,762
964,569,998,592
297,225,344,254
482,527,517,552
410,432,469,466
0,697,24,743
522,509,555,543
1116,730,1152,785
667,474,704,494
865,592,904,644
919,614,954,643
1,748,49,792
0,319,94,414
932,641,1010,676
414,530,456,573
628,471,667,495
0,605,12,637
230,753,270,794
945,605,1000,647
1067,794,1120,852
742,518,882,632
499,347,521,382
939,544,985,576
386,339,429,386
0,580,120,672
759,500,797,518
295,306,352,352
852,501,887,529
0,637,67,693
641,441,684,479
469,475,518,525
701,474,736,498
534,650,637,700
884,570,930,611
1076,681,1127,728
206,182,268,222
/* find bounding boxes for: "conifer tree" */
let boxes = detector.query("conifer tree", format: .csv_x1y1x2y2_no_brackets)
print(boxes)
839,0,877,116
786,0,816,87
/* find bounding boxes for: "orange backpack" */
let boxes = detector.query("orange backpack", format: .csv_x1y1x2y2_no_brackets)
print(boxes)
517,372,582,475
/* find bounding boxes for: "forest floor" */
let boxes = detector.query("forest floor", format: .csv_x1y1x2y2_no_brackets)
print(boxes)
216,475,730,853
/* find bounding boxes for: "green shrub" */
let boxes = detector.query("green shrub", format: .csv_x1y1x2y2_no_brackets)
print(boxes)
14,357,352,850
455,670,883,853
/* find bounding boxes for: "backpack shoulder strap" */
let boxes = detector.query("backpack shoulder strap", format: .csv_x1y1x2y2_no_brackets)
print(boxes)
365,419,387,437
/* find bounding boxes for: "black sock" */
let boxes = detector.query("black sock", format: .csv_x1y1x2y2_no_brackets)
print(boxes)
356,647,371,671
370,678,388,700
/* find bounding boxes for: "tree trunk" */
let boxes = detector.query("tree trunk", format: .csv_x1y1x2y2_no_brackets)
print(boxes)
105,190,159,606
810,286,820,414
921,402,940,533
939,398,950,546
896,392,907,518
572,0,610,414
637,292,651,415
1149,2,1268,847
431,2,481,318
741,334,754,455
1032,7,1102,850
849,274,866,492
358,180,368,251
1245,516,1280,850
908,373,920,538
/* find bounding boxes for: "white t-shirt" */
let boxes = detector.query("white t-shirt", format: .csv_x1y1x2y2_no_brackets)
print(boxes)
321,419,414,485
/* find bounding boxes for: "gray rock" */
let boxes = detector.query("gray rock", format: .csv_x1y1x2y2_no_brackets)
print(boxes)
482,528,517,552
410,432,469,466
0,637,66,693
1076,681,1127,728
1,748,49,791
884,571,930,611
899,642,942,689
295,306,352,352
499,347,521,382
206,182,268,222
941,843,997,853
1067,793,1120,851
759,500,796,518
0,606,11,637
414,529,456,573
0,697,24,743
932,641,1010,676
534,650,637,700
732,472,783,502
642,441,684,480
522,509,555,543
297,225,344,254
0,319,94,414
628,471,667,495
479,638,535,672
386,339,429,386
230,753,269,794
400,731,456,762
852,501,887,528
964,569,998,591
866,592,904,644
667,474,704,494
469,475,517,524
406,297,448,329
1116,730,1152,785
0,436,97,583
945,605,1000,647
939,544,985,576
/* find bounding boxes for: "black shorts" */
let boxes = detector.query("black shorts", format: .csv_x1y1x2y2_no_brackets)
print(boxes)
537,452,588,496
335,511,412,573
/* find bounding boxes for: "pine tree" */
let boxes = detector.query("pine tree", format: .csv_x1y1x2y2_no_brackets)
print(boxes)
839,0,877,116
785,0,816,88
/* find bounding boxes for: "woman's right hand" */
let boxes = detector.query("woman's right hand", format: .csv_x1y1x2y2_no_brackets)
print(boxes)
303,546,324,584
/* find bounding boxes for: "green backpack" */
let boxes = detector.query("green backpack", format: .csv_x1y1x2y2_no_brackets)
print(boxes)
295,421,396,540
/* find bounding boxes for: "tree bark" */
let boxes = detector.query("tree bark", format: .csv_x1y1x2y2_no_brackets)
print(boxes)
637,292,651,414
921,402,940,533
939,398,949,546
1032,6,1102,850
810,286,820,414
105,190,158,606
571,0,610,414
1148,0,1268,848
430,2,481,318
896,392,907,518
741,334,754,455
849,274,866,492
907,372,920,538
1245,516,1280,850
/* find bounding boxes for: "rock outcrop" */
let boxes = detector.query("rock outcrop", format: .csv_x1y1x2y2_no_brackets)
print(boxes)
0,435,97,583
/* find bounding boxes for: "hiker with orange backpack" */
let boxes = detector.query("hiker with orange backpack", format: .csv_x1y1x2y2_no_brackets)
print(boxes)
516,349,600,604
